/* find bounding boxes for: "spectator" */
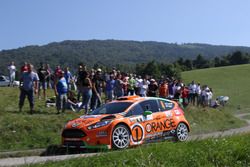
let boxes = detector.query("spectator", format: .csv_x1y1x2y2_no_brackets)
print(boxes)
79,71,92,114
148,79,158,97
205,87,213,107
45,64,52,89
8,61,16,86
139,78,149,97
54,70,68,114
196,83,202,106
19,64,39,114
135,75,142,95
91,68,104,110
37,63,49,99
105,74,115,102
189,80,197,105
67,91,82,112
64,67,73,90
114,73,124,98
122,74,129,96
20,62,28,73
159,80,169,98
128,74,136,95
181,86,189,107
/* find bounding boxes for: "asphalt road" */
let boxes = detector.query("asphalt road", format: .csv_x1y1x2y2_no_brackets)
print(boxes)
1,112,250,167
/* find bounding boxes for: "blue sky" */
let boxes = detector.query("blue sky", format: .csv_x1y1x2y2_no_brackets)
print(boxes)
1,0,250,50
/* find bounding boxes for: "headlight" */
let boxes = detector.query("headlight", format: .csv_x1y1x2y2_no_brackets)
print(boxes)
87,120,112,130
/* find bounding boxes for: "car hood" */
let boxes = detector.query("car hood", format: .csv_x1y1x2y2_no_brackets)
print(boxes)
65,114,120,129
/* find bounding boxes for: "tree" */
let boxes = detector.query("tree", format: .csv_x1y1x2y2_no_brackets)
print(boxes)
193,54,210,69
228,51,249,65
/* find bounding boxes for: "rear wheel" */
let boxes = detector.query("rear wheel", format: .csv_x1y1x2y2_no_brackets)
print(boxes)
112,125,130,149
175,123,189,141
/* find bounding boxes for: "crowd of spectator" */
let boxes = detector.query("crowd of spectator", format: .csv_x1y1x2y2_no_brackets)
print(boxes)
7,61,225,114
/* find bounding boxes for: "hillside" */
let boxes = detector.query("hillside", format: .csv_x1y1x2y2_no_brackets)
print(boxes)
1,40,250,74
182,64,250,113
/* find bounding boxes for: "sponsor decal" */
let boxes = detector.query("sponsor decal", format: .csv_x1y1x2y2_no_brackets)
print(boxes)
165,102,174,109
145,132,163,138
165,111,172,118
130,123,145,145
145,123,152,133
130,116,144,123
144,118,176,133
130,115,153,123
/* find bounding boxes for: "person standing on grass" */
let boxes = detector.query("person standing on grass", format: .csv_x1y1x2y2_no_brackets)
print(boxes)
79,71,92,114
91,68,103,110
37,63,49,99
64,67,73,90
8,61,16,86
19,64,39,114
54,70,68,114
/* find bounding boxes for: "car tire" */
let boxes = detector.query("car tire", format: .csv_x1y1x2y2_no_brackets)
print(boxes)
175,123,189,141
112,124,130,149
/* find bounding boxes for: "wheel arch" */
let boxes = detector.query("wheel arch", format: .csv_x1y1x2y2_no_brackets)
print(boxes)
177,121,190,132
110,122,131,148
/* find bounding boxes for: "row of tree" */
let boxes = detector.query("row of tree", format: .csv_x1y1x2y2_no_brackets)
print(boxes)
176,51,250,71
133,51,250,79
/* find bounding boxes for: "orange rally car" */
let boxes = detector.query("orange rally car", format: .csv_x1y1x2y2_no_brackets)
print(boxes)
61,96,190,149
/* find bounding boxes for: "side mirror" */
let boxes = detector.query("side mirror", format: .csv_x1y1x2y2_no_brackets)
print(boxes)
143,110,152,116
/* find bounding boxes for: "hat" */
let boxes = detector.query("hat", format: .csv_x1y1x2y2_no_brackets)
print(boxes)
150,79,155,82
97,68,102,72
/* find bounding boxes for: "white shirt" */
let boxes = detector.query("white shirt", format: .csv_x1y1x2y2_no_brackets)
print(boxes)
8,65,16,75
189,84,197,94
196,85,201,95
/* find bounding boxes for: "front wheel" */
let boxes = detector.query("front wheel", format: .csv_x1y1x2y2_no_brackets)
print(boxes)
112,124,130,149
175,123,189,141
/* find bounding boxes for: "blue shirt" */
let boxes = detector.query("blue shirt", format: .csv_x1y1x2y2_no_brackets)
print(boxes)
106,79,115,91
21,72,39,91
56,77,68,95
64,71,72,85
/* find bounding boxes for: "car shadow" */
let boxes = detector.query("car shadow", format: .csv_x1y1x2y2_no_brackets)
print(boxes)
40,145,107,156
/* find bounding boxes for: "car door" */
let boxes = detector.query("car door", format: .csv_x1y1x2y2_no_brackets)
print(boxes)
138,99,167,142
157,99,177,132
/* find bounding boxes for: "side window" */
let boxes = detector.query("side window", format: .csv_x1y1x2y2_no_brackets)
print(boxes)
130,104,144,116
158,100,175,111
139,100,160,113
0,76,4,81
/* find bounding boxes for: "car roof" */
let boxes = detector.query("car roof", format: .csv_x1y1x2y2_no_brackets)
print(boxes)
112,95,176,104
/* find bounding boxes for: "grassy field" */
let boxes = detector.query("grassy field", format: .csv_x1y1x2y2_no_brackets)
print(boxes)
0,64,249,152
0,87,82,151
29,133,250,167
182,64,250,113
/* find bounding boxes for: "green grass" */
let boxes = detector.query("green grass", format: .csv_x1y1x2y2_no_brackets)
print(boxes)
182,64,250,113
29,133,250,167
184,106,245,134
0,87,82,151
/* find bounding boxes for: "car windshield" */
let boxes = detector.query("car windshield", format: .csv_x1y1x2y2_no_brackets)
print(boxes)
90,102,133,115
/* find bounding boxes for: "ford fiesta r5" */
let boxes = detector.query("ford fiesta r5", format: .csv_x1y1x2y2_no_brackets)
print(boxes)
61,96,190,149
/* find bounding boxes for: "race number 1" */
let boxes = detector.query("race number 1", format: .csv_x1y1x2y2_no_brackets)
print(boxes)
130,123,144,144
